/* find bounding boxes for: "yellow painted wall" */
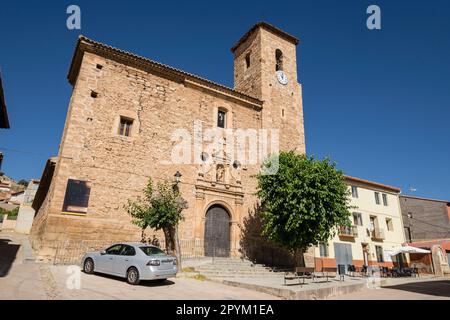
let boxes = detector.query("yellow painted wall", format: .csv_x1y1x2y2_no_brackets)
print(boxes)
314,181,406,266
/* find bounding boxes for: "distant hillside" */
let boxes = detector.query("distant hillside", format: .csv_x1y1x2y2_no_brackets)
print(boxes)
0,175,26,192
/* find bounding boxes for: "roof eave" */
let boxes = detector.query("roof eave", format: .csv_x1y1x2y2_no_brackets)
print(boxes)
231,21,300,53
399,194,450,204
344,175,401,193
67,36,263,109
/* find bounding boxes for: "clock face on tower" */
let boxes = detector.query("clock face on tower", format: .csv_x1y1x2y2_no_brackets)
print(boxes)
276,70,288,85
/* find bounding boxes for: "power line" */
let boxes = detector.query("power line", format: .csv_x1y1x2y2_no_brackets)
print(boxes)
409,216,450,231
0,147,50,158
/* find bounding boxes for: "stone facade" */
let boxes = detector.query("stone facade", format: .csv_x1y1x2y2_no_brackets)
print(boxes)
30,22,306,260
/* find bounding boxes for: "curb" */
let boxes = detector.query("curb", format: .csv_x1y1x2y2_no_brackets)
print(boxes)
21,236,36,262
205,277,388,300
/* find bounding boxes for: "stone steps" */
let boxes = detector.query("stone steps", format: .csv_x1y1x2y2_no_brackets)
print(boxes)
196,272,283,278
195,267,272,273
196,269,276,274
189,257,280,279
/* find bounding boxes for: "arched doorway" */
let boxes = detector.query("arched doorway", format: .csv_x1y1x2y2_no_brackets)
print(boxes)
204,205,230,257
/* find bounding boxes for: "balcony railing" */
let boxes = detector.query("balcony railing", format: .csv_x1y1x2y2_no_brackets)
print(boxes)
371,228,385,240
338,225,358,237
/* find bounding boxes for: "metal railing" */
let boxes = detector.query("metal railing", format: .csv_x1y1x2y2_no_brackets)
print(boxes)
54,240,113,265
338,225,358,237
53,238,207,265
158,239,205,259
371,228,385,240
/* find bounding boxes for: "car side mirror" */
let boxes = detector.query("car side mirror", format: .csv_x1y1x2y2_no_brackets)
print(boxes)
100,250,106,255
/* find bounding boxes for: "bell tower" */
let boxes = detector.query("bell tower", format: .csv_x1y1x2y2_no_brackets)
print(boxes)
231,22,305,153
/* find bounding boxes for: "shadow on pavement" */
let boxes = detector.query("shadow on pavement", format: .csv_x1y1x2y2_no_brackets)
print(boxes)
0,238,20,277
85,271,175,287
383,280,450,298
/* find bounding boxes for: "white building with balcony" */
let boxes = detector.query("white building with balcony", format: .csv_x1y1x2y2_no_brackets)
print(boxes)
314,176,406,271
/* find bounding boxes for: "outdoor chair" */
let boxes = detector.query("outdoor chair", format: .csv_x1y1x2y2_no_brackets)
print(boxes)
381,267,391,277
360,265,368,277
347,265,357,277
391,267,401,277
401,267,413,277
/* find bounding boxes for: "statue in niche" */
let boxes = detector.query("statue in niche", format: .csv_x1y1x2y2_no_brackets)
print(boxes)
216,164,225,183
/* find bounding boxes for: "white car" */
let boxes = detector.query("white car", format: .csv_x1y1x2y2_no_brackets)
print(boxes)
81,242,177,285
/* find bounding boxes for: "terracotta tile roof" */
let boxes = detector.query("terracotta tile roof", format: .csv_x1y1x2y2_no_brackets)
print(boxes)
399,194,450,204
344,175,401,193
68,36,263,108
231,21,300,53
0,71,10,129
408,239,450,251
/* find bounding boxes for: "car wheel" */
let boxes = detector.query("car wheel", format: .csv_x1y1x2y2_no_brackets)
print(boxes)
126,267,140,285
83,258,95,274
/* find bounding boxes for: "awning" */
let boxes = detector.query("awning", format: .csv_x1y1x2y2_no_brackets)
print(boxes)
389,245,431,256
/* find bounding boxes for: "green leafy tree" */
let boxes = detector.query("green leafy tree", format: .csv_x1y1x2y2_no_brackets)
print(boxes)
125,178,188,266
17,179,29,187
256,151,352,266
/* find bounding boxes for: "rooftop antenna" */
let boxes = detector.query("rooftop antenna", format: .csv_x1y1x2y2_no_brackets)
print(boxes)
408,185,417,194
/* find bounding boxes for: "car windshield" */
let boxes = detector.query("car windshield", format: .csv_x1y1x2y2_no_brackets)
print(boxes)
140,246,166,256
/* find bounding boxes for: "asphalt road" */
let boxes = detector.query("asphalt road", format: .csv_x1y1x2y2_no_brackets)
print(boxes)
330,278,450,300
0,231,278,300
2,231,449,300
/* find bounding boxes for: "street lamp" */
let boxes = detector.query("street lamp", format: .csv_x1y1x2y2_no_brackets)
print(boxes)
174,171,182,184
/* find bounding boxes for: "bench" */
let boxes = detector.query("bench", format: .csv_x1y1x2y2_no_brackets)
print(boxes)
283,267,315,285
314,267,341,282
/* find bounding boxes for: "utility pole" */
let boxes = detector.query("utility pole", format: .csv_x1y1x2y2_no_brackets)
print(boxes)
0,152,3,175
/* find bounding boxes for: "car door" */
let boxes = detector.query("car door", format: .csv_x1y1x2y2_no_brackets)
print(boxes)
99,244,123,274
114,245,136,276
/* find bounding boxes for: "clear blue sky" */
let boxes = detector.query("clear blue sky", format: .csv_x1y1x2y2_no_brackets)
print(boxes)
0,1,449,200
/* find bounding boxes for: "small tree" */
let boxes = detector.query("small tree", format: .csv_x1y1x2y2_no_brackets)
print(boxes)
256,151,352,266
125,178,187,266
17,179,29,187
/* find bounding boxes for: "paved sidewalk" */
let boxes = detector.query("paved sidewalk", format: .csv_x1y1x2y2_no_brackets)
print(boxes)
211,275,371,299
331,277,450,300
2,231,448,300
0,232,48,299
203,271,449,300
48,265,279,300
0,231,279,300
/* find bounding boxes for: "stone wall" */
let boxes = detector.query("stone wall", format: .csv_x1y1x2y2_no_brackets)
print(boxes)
31,24,306,261
32,51,263,259
400,196,450,241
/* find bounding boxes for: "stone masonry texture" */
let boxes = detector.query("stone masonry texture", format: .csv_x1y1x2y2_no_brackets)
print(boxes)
30,23,306,260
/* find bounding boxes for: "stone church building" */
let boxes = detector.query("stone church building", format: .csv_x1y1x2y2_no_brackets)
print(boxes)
30,22,306,260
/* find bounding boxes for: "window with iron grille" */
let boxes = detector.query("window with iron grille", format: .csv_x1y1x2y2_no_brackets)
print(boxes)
374,192,380,205
353,212,363,226
351,186,358,198
319,243,329,257
62,179,91,214
375,245,384,262
118,116,133,137
382,193,388,206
